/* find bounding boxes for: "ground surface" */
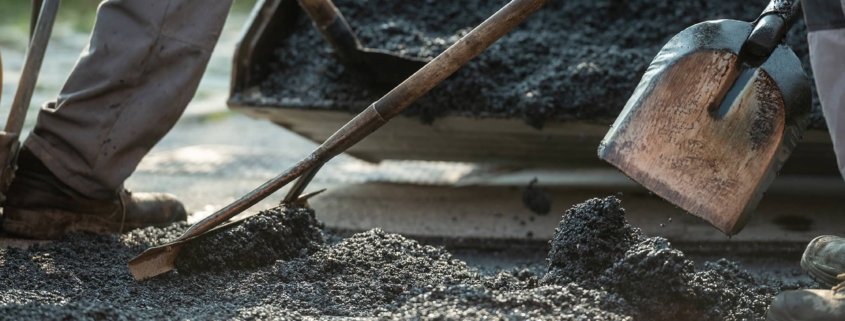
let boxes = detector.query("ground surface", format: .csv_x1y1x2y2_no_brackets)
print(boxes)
0,198,820,320
247,0,825,129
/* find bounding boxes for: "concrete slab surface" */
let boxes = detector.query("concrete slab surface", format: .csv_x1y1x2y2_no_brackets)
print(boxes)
3,114,844,250
123,115,845,247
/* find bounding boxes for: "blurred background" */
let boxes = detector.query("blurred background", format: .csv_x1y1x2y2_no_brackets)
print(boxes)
0,0,321,224
1,0,843,245
0,0,257,129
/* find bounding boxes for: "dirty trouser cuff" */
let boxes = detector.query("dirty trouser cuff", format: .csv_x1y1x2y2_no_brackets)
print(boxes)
23,133,117,200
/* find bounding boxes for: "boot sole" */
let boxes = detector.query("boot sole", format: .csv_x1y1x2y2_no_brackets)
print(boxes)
2,206,173,240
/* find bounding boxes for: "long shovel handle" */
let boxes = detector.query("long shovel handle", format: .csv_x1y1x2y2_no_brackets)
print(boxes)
0,49,3,109
6,0,59,134
282,164,323,203
0,0,59,201
297,0,339,28
0,0,44,107
178,0,551,240
30,0,45,40
296,0,363,63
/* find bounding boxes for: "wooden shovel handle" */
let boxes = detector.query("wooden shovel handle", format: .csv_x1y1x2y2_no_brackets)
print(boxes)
372,0,549,120
179,0,550,240
297,0,363,62
6,0,59,134
0,51,3,108
296,0,338,29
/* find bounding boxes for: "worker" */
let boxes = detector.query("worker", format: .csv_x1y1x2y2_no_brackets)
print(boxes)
0,0,234,240
765,0,845,320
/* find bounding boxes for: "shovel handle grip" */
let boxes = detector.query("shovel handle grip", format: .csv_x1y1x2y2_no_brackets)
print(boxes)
296,0,338,28
745,0,802,57
760,0,802,26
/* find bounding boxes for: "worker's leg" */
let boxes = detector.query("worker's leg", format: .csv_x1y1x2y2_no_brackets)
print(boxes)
809,0,845,180
1,0,234,239
23,0,233,200
766,0,845,319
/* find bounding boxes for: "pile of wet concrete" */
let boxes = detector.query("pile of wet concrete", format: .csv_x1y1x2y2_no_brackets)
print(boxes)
249,0,824,130
0,197,815,320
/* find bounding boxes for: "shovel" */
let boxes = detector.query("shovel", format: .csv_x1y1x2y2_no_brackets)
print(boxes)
128,0,551,281
296,0,429,85
0,0,59,204
599,0,811,235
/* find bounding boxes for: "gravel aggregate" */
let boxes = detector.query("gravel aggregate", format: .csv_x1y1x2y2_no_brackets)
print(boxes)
0,197,815,320
247,0,824,130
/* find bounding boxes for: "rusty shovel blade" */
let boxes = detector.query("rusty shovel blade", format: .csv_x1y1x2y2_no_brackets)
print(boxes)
598,19,811,235
128,244,184,281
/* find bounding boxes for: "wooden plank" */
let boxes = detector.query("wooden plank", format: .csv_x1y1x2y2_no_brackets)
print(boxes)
232,105,608,165
230,104,835,174
311,181,845,244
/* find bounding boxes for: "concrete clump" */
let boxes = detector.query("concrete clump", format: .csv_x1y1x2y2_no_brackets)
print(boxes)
250,0,824,130
175,206,325,273
0,198,810,320
521,178,552,215
543,196,642,285
543,196,794,321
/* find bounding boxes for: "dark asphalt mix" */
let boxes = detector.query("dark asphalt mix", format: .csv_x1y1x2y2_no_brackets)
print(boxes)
0,197,816,320
252,0,823,130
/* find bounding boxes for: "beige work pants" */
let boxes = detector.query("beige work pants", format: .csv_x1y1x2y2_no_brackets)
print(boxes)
805,0,845,179
24,0,233,200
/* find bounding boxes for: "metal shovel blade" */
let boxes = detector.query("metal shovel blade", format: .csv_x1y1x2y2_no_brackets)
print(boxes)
295,0,429,86
128,171,327,281
598,20,811,235
128,243,184,281
356,48,429,86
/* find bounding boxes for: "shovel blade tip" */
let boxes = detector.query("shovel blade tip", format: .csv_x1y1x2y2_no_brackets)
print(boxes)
127,244,181,281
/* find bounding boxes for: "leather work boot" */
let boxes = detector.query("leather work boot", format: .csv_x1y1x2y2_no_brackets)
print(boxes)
801,235,845,288
0,148,187,240
766,283,845,321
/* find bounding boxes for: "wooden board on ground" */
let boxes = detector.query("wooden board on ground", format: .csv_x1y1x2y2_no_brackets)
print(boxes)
310,179,845,246
229,104,837,176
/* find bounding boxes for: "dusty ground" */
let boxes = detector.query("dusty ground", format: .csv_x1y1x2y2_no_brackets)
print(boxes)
0,197,818,320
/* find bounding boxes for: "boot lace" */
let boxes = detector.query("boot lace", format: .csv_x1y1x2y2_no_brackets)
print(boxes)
833,274,845,293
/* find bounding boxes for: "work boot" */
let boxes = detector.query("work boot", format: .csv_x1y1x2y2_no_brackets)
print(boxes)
0,148,187,239
801,235,845,288
766,281,845,321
